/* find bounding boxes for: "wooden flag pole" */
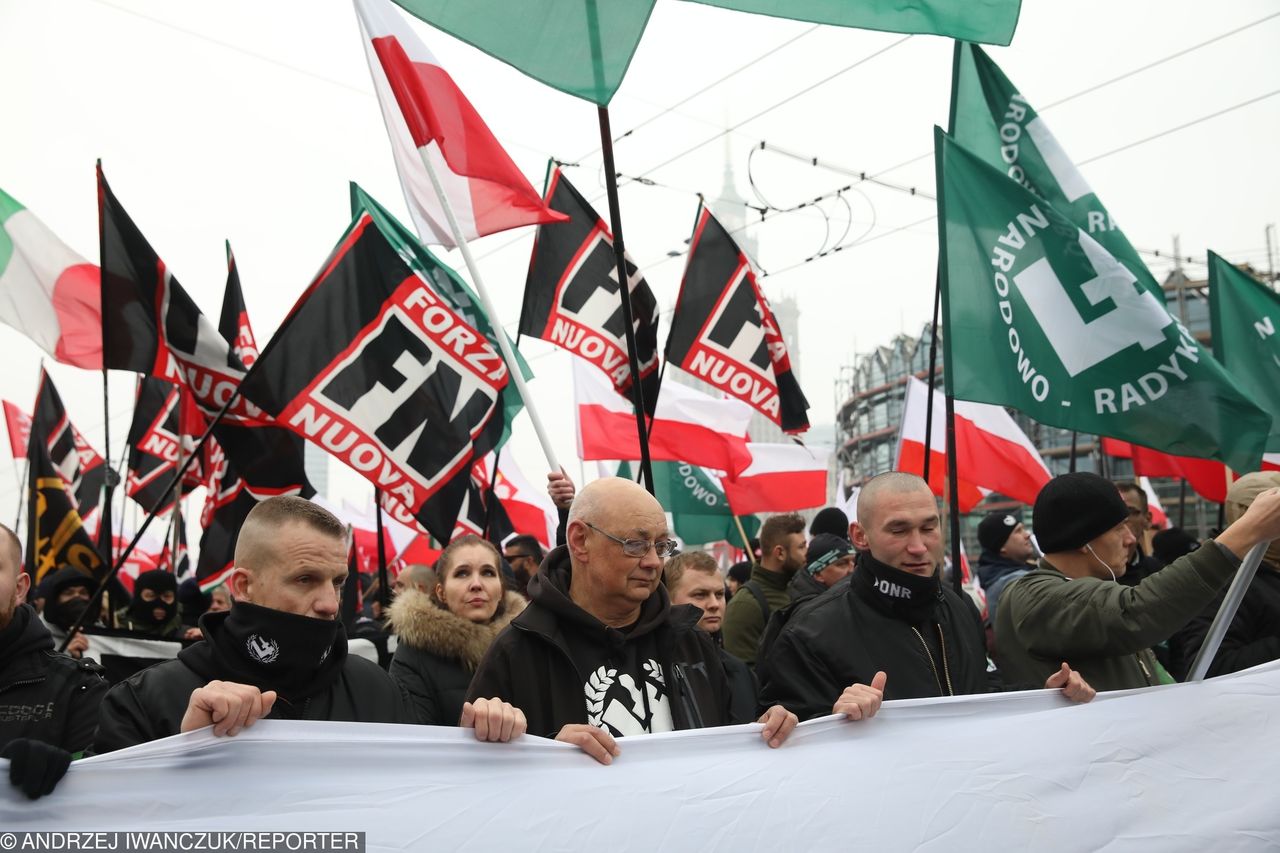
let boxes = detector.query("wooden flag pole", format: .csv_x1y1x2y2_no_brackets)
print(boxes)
414,149,560,475
732,515,754,561
597,106,655,495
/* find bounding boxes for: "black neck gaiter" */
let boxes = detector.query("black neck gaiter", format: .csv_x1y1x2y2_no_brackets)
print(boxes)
852,552,942,624
196,602,347,702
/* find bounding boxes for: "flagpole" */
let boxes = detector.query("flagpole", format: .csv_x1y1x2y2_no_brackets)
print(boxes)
597,107,655,495
374,488,390,616
944,392,963,594
732,515,754,560
413,148,560,476
95,161,117,571
1068,431,1078,473
1186,540,1270,681
1178,478,1188,529
922,269,942,484
56,384,242,653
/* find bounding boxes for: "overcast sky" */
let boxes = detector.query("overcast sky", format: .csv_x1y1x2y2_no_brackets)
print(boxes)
0,0,1277,532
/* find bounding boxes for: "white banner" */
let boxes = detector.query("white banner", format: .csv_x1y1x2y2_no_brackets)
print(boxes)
4,662,1279,851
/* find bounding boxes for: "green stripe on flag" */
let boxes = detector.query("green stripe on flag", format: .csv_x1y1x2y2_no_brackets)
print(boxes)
0,188,26,274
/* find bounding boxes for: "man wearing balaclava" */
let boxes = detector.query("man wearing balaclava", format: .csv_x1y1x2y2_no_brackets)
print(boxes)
1170,471,1280,679
759,473,1096,722
996,472,1280,692
115,570,184,637
38,567,98,659
93,496,527,753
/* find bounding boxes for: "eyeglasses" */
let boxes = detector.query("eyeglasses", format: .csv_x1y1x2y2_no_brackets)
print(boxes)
584,522,680,558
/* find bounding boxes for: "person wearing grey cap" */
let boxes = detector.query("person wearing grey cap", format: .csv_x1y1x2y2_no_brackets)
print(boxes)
973,510,1037,629
996,472,1280,692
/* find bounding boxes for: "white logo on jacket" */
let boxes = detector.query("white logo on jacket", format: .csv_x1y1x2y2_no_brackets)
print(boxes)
246,634,280,664
584,660,674,737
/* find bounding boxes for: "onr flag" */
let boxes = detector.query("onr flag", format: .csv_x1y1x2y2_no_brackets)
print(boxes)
1207,252,1280,451
935,127,1270,472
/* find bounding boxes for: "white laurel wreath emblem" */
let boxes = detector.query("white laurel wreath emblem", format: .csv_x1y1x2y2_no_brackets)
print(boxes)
642,659,665,686
585,666,617,727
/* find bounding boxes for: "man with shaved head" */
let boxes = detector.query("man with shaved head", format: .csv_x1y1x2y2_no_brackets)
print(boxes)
467,477,797,764
0,523,107,798
760,473,1094,722
95,496,527,752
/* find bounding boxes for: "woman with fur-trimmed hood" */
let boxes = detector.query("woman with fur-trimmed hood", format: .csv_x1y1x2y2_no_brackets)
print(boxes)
388,535,526,726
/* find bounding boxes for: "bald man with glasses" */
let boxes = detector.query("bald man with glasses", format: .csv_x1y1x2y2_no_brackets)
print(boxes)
466,477,797,764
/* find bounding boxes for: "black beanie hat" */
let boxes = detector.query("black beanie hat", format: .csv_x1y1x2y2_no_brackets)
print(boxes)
809,507,850,539
977,511,1020,553
1033,472,1129,553
805,533,856,576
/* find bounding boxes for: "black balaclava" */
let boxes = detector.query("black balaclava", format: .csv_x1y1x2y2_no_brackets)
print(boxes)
42,567,94,632
127,570,179,627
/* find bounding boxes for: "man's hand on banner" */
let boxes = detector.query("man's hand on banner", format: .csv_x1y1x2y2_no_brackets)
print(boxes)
547,471,576,510
1045,663,1096,703
757,705,799,748
459,698,527,742
2,738,71,800
555,723,620,765
181,680,278,736
833,671,887,721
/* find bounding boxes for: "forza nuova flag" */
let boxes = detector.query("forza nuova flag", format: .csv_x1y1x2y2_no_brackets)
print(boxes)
1208,252,1280,452
666,207,809,433
935,127,1270,472
350,183,528,448
239,213,512,541
950,42,1157,296
0,186,102,368
219,242,260,369
125,378,203,515
98,165,312,499
25,415,106,584
522,167,660,409
31,370,105,517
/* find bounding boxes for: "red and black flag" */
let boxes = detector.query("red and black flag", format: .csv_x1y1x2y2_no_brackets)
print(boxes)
97,165,312,498
239,212,513,542
665,207,809,433
25,411,106,585
521,168,660,411
451,458,515,543
195,467,256,593
124,378,203,515
219,241,260,369
31,370,106,517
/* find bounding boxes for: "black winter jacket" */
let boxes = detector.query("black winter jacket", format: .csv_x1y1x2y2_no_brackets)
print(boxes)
1171,562,1280,680
388,589,526,726
94,610,414,753
0,605,107,754
760,568,993,721
465,546,732,738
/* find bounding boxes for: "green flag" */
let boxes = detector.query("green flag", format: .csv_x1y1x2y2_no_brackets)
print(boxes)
392,0,1020,107
349,182,532,447
934,127,1271,472
616,461,760,546
1208,252,1280,451
950,43,1159,298
692,1,1020,46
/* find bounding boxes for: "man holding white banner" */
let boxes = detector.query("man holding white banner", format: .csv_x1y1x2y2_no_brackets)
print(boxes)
93,497,525,757
760,473,1095,722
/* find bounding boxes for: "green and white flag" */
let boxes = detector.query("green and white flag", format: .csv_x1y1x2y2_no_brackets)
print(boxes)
617,460,760,546
1208,252,1280,451
934,127,1271,472
392,0,1021,106
950,43,1158,297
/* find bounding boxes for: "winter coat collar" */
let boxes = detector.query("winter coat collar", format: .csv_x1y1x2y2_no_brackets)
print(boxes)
388,588,526,671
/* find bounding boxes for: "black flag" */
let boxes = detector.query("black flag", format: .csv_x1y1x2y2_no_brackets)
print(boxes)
219,241,260,369
521,168,660,412
98,165,312,498
665,207,809,433
125,378,203,515
194,439,257,592
240,214,513,542
25,413,107,585
31,370,106,518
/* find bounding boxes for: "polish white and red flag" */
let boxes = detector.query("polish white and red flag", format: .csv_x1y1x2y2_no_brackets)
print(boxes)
490,455,559,552
722,442,829,515
354,0,566,247
1139,477,1169,529
896,376,1051,512
1263,454,1280,473
1101,438,1232,503
573,356,754,477
2,400,31,458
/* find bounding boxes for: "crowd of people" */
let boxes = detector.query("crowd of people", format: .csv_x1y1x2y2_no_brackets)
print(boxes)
2,467,1278,802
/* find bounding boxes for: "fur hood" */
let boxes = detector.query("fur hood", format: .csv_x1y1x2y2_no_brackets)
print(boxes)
388,588,526,670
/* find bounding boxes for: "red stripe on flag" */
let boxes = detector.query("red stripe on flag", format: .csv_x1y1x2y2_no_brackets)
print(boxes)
577,403,752,477
723,469,825,515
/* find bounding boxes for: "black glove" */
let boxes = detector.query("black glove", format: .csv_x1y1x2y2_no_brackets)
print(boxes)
1,738,72,799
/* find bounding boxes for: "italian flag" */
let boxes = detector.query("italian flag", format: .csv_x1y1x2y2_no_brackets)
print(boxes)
0,187,101,368
353,0,566,248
